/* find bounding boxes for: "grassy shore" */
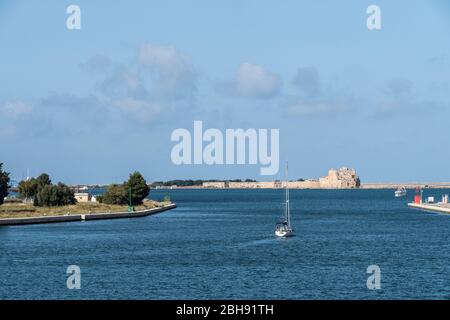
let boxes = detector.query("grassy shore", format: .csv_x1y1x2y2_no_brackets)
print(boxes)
0,199,169,219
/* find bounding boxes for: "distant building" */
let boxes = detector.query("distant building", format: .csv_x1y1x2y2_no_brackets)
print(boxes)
228,181,275,188
202,182,227,188
74,192,91,203
201,167,360,189
319,167,360,189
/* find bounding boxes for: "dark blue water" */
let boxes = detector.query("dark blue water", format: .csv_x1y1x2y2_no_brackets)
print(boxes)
1,189,449,299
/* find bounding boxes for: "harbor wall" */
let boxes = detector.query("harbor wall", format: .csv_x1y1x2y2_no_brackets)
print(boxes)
361,183,450,189
0,204,177,226
407,203,450,214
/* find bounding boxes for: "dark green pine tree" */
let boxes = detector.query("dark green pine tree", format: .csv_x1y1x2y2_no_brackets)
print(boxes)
125,172,150,206
0,163,11,205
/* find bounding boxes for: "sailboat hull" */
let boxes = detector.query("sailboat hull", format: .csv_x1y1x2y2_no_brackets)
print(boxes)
395,191,407,197
275,229,295,238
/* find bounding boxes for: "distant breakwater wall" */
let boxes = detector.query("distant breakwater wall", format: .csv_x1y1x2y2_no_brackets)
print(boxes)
0,204,177,226
159,183,450,190
361,183,450,189
172,185,450,190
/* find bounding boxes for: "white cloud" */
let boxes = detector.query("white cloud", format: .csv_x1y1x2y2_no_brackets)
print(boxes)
98,66,146,99
0,101,32,118
89,45,198,124
373,78,448,117
287,67,358,117
138,44,196,98
139,44,188,73
288,100,355,117
232,63,281,99
113,97,162,122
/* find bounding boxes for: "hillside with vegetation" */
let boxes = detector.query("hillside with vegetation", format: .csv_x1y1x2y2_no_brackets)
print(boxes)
0,163,168,219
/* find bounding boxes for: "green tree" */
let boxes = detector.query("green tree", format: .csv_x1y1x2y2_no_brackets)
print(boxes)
36,173,51,189
124,171,149,205
18,173,52,201
0,163,10,205
57,183,76,205
18,178,39,199
34,183,76,207
102,184,128,205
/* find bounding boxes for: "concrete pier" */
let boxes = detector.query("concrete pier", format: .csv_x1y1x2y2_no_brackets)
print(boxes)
0,203,177,226
408,202,450,214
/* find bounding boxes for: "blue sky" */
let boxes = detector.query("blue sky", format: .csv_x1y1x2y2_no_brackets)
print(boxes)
1,0,450,184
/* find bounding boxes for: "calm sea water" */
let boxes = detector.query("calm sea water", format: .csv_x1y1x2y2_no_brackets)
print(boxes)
0,188,449,300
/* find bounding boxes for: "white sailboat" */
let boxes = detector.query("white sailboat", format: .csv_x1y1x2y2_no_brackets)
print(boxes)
275,162,295,238
395,186,407,198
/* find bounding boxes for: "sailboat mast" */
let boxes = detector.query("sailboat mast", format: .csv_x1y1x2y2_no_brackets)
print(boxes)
285,162,291,227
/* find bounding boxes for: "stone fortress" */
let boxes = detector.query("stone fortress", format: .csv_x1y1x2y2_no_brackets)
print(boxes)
203,167,361,189
319,167,360,189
